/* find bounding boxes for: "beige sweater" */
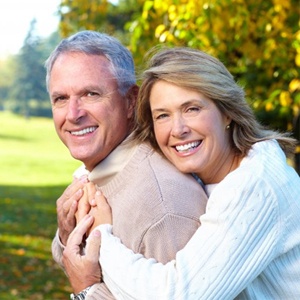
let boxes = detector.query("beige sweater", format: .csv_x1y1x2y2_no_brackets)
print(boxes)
52,142,207,299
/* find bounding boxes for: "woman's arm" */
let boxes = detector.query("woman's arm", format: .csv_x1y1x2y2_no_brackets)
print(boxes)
98,180,279,299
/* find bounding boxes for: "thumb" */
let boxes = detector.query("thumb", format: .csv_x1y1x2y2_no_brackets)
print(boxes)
85,229,101,262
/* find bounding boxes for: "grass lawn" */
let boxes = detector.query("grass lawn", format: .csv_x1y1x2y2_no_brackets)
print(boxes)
0,111,81,299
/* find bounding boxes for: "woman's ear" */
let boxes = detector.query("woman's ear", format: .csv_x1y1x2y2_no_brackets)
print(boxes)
224,115,232,129
126,85,139,119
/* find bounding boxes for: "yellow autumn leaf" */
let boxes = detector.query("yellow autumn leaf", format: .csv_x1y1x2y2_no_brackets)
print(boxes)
280,91,292,106
266,102,274,111
155,24,166,38
295,54,300,67
289,79,300,92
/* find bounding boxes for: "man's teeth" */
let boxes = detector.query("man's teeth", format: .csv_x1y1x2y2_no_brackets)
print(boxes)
71,127,97,136
175,141,200,152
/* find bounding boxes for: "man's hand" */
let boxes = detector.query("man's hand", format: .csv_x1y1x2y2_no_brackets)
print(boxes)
62,214,102,294
56,176,88,245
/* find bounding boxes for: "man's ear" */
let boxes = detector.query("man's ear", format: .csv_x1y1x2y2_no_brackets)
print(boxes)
126,85,139,119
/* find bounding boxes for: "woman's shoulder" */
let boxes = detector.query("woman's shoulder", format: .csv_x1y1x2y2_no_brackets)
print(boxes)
215,140,300,205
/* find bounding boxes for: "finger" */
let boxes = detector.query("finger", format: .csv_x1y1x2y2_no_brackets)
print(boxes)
86,182,97,206
95,191,111,212
76,187,91,223
67,200,78,222
57,184,84,219
85,230,101,262
64,177,88,201
64,188,83,215
94,191,113,225
67,215,94,247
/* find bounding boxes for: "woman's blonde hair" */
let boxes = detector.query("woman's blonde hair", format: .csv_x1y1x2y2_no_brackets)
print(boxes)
135,47,296,157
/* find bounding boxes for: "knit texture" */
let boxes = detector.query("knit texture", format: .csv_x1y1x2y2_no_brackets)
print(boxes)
52,143,207,299
98,140,300,300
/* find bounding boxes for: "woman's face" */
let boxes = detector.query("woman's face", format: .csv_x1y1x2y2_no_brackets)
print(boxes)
150,80,234,184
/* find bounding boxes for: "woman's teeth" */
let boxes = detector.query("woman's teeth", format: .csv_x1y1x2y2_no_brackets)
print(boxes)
175,141,200,152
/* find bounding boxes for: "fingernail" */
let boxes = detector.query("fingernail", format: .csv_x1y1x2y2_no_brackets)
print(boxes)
80,175,88,183
96,191,102,196
93,230,101,237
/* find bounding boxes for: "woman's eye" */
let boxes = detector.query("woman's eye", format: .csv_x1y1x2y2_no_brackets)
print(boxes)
187,106,200,113
155,113,169,120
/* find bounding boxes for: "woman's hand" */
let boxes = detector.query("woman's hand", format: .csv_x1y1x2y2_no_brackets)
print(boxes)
88,190,113,234
75,182,97,224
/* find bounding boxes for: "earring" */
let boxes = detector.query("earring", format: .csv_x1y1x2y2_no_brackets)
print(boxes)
226,124,230,129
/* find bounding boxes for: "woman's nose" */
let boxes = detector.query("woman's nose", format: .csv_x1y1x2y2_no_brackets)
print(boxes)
171,116,190,137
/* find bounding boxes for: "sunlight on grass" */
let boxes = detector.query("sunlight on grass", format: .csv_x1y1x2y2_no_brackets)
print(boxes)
1,234,52,260
0,111,80,185
0,112,79,299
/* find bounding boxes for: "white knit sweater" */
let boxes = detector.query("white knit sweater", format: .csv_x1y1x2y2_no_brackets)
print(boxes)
98,140,300,299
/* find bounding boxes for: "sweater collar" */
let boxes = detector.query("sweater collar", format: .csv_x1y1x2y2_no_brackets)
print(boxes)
73,133,138,186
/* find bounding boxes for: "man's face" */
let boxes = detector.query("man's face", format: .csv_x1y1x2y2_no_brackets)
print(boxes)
49,52,135,171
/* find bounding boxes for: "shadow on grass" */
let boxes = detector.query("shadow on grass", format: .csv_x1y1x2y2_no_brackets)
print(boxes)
0,185,72,300
0,134,31,142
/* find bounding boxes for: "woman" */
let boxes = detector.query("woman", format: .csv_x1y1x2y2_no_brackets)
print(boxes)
66,47,300,299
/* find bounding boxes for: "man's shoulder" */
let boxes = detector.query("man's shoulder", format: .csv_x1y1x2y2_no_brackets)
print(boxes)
137,143,179,169
141,146,189,176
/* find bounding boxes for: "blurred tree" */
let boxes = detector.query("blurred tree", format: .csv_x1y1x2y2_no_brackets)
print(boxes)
127,0,300,134
58,0,142,45
0,57,16,110
5,21,61,117
56,0,300,168
10,19,48,117
57,0,299,134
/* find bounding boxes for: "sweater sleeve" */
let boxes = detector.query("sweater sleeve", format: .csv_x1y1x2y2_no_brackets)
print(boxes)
51,230,65,268
139,213,200,264
98,177,281,300
86,282,116,300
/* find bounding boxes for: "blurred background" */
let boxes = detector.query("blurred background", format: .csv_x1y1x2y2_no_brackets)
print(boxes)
0,0,299,299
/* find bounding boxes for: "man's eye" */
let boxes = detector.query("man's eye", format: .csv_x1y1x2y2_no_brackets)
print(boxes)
57,96,66,101
87,92,98,97
52,96,67,107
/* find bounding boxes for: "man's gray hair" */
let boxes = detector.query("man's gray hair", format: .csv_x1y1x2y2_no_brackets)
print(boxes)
45,30,136,96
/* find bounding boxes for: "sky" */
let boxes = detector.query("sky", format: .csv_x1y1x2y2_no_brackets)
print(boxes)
0,0,61,58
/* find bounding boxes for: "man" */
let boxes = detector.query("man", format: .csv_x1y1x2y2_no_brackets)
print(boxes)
46,30,207,299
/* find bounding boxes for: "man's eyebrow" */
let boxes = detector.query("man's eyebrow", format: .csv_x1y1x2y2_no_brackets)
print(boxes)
50,91,64,98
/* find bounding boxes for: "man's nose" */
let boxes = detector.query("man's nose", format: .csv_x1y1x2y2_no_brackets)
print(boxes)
66,97,85,123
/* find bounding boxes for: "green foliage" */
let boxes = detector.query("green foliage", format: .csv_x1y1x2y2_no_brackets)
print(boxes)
127,0,300,133
58,0,139,47
0,112,80,299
